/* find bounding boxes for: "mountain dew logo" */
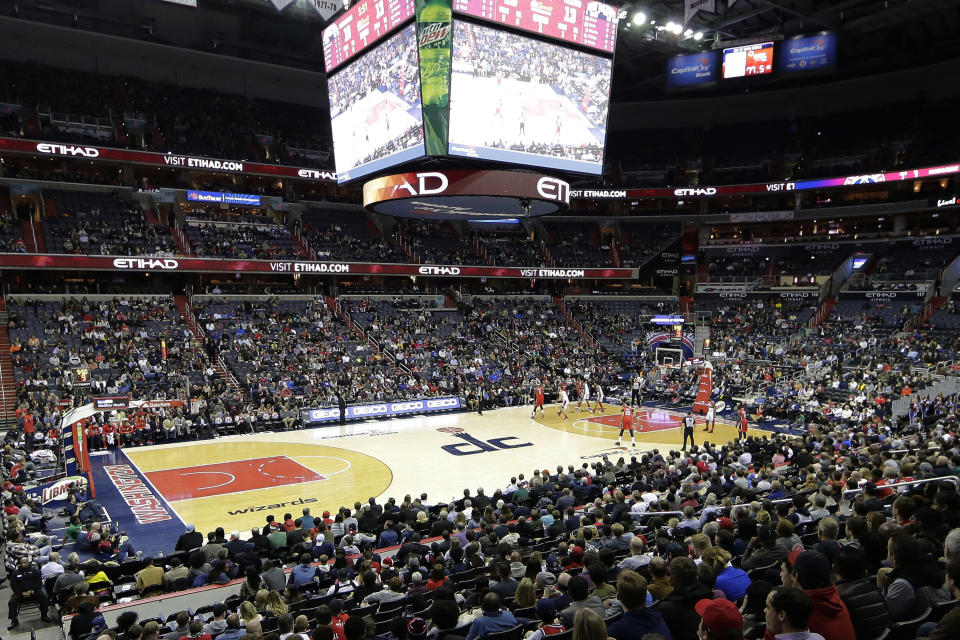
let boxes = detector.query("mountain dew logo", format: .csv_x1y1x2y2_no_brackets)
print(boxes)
419,22,450,47
416,0,452,156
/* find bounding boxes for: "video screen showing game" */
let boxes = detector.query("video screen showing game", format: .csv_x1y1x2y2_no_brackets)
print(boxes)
447,20,612,175
327,23,426,182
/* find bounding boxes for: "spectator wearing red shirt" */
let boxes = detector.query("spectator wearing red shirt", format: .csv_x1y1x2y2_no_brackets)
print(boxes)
179,620,212,640
425,564,450,591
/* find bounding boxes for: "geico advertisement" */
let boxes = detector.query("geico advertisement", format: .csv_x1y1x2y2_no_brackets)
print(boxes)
305,396,462,423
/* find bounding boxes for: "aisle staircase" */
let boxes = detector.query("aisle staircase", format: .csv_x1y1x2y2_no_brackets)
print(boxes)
554,297,595,348
0,312,19,424
809,296,836,327
172,295,244,395
171,227,192,256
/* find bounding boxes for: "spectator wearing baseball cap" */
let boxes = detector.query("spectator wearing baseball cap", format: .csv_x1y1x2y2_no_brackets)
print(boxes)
527,598,565,640
695,598,743,640
606,570,672,640
786,550,855,639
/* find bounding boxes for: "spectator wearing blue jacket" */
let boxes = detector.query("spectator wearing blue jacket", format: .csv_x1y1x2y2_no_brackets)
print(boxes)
703,547,751,602
289,553,317,588
466,592,519,640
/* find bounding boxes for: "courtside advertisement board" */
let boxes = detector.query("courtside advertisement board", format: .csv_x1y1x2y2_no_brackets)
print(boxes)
304,396,463,424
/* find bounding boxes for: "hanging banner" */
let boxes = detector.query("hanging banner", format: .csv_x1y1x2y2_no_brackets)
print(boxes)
309,0,341,20
685,0,715,24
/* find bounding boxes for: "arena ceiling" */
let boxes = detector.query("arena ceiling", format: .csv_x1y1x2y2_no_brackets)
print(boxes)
4,0,960,103
611,0,960,99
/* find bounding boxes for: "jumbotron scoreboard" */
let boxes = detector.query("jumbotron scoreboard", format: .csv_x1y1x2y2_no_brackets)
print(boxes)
322,0,620,182
452,0,618,53
322,0,416,73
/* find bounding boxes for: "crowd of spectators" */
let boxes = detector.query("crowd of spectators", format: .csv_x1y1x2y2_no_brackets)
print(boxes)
617,222,680,269
472,230,546,268
302,210,409,264
396,221,486,266
0,62,331,165
43,191,176,257
5,281,960,640
35,395,960,640
185,223,303,260
542,222,612,269
195,297,402,412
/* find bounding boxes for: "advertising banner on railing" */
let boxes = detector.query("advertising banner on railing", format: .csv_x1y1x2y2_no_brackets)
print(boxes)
0,254,635,279
0,137,336,182
24,475,89,505
838,290,927,302
695,289,820,303
303,396,463,424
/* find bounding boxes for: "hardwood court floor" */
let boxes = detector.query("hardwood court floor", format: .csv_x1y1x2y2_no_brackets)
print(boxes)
112,404,751,541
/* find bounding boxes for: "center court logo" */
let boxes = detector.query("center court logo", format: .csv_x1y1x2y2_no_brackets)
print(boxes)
438,428,534,456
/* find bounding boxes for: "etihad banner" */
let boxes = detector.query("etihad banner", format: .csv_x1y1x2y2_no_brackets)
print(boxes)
0,253,635,280
838,290,927,302
0,137,337,182
695,289,820,303
571,161,960,201
570,182,796,200
303,396,463,424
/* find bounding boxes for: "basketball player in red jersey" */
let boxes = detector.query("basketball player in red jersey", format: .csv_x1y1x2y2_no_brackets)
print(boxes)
531,382,545,419
738,405,749,441
575,378,587,412
86,421,102,451
616,403,637,448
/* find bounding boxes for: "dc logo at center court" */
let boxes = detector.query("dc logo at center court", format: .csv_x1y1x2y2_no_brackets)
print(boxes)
437,427,533,456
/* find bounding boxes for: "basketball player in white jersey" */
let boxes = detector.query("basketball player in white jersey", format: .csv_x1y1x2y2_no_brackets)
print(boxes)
702,399,716,433
593,381,605,414
556,385,570,421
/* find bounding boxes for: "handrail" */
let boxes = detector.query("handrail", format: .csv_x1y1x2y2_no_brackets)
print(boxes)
0,332,8,420
841,475,960,500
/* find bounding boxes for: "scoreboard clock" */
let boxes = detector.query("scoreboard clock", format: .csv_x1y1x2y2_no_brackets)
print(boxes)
452,0,618,53
323,0,417,72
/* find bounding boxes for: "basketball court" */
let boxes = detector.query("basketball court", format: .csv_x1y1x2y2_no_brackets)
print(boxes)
86,404,754,555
